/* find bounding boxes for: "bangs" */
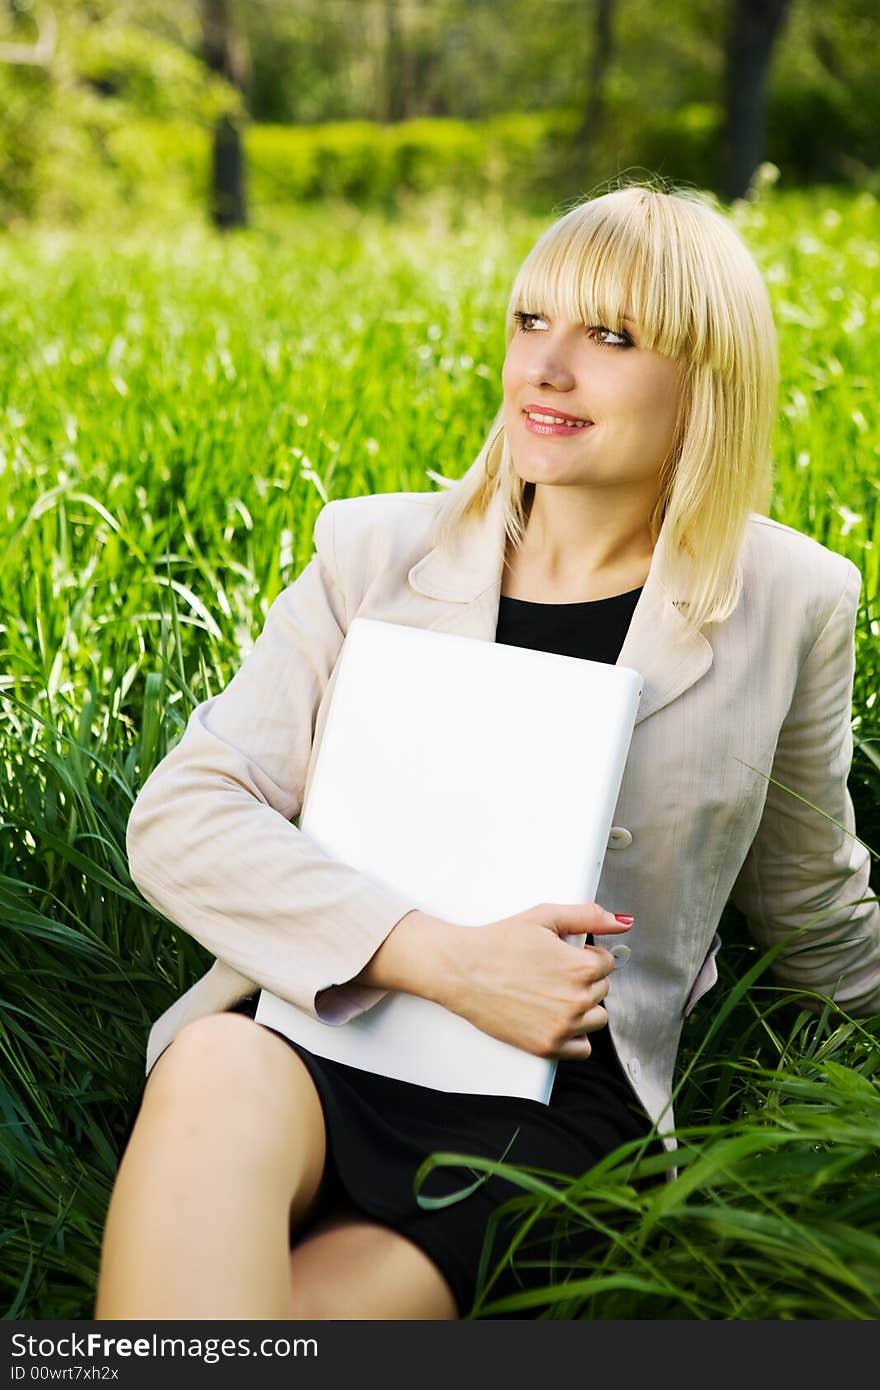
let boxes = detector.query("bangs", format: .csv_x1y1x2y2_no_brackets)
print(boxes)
505,189,742,369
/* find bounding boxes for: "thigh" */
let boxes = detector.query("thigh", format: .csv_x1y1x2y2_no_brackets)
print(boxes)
136,1012,331,1232
287,1202,460,1321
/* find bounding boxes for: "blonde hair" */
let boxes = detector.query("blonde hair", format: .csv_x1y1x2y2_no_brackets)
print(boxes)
431,178,779,636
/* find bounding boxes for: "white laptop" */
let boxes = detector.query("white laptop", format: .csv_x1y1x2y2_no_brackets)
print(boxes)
255,617,642,1104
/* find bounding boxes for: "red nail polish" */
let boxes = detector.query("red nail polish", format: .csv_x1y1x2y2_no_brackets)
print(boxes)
613,914,634,924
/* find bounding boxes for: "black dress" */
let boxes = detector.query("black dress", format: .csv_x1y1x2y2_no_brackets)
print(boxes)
222,586,664,1318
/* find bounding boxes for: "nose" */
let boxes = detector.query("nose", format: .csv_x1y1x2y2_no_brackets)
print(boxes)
523,339,576,392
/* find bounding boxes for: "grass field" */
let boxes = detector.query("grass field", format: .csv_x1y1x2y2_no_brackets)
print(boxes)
1,185,878,1319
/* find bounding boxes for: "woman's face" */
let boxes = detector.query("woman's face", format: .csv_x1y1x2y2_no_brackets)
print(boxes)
501,306,685,495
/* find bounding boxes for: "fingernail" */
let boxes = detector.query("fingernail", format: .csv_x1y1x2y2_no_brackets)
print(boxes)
610,944,631,968
613,914,634,924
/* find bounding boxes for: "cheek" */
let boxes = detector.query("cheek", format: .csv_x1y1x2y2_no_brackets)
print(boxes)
501,349,518,393
501,364,517,417
636,372,682,441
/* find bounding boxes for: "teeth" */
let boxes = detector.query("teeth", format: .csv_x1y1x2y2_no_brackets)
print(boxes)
527,411,590,427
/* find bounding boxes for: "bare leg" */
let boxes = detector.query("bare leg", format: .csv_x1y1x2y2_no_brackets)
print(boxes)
288,1205,461,1320
94,1013,328,1320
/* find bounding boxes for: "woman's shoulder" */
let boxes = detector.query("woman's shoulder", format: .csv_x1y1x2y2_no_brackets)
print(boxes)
742,511,863,629
745,511,862,591
320,489,440,530
312,490,443,592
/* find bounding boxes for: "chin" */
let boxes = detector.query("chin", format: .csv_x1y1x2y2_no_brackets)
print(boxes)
509,457,571,485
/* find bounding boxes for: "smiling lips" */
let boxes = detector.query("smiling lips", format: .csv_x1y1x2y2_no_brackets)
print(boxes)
523,406,593,436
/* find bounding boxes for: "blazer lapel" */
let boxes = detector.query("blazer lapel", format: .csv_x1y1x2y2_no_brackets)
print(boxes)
407,486,720,725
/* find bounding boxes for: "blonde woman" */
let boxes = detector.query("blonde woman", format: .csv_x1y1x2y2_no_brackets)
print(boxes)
94,181,880,1321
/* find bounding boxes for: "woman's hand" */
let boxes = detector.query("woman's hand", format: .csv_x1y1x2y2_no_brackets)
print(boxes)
436,902,633,1061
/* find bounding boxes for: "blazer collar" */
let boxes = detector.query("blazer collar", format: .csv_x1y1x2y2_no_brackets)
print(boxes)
407,487,725,725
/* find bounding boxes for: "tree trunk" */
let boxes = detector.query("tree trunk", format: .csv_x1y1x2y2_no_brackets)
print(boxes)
722,0,791,200
383,0,407,122
573,0,616,183
199,0,249,229
211,112,246,229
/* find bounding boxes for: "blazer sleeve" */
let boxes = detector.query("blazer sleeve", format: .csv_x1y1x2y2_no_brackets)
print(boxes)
126,500,420,1026
730,558,880,1016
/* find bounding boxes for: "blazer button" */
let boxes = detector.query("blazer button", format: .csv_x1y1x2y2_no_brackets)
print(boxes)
627,1057,641,1083
607,826,633,849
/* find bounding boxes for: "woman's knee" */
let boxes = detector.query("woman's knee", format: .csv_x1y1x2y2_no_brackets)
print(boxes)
144,1013,326,1149
152,1012,287,1086
135,1013,329,1218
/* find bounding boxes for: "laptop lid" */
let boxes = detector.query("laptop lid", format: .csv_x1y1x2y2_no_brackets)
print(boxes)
256,617,642,1102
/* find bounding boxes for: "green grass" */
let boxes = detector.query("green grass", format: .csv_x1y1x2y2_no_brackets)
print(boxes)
1,186,878,1320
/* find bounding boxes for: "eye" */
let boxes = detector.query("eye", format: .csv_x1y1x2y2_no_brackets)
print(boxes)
514,311,633,348
588,326,633,348
513,310,548,332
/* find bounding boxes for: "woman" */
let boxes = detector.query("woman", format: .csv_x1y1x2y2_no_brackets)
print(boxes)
94,181,880,1321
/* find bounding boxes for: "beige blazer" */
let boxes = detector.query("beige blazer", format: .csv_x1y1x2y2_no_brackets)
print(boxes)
127,487,880,1145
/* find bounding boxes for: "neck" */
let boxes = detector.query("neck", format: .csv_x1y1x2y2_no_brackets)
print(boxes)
517,482,658,583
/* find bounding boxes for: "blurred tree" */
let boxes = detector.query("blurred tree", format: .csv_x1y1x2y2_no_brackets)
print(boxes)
722,0,791,199
383,0,405,121
571,0,616,188
767,0,878,183
238,1,589,125
380,0,453,122
0,0,876,227
199,0,249,227
0,1,240,226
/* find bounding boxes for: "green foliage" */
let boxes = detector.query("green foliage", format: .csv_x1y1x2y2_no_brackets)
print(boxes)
768,0,880,185
102,119,212,221
460,985,880,1318
12,96,878,235
635,103,724,193
4,106,743,231
251,117,500,207
0,8,239,228
88,113,591,226
767,81,880,184
69,21,238,124
0,188,878,1318
2,0,880,228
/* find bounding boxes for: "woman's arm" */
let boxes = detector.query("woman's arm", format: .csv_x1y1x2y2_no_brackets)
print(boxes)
127,501,427,1026
730,559,880,1015
315,909,464,1022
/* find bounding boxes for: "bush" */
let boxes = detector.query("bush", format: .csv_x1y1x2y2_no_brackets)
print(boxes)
248,117,533,210
634,102,723,192
69,23,238,125
0,15,238,229
4,96,879,231
104,120,212,218
767,80,880,184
